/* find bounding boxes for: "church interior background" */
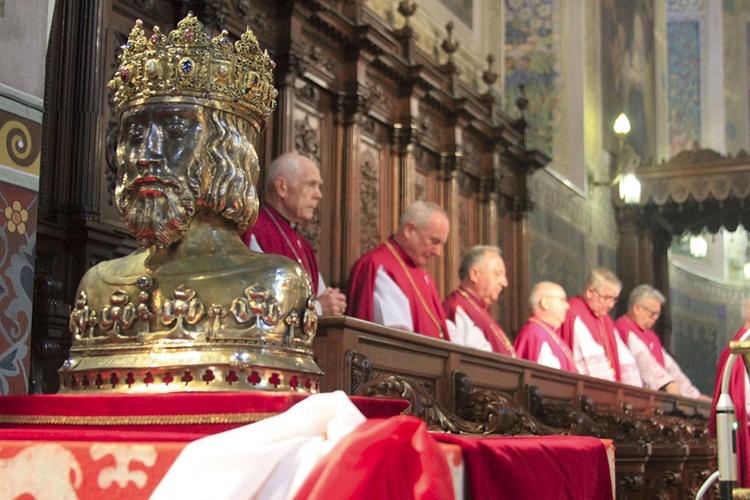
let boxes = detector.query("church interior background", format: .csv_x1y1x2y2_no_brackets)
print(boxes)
0,0,748,398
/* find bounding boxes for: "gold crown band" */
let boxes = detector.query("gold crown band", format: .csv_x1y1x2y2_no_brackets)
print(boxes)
108,13,277,129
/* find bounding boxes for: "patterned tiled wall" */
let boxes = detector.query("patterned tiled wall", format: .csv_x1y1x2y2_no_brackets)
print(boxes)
722,1,750,154
503,0,559,158
0,109,40,394
667,19,702,157
529,207,586,298
669,261,747,396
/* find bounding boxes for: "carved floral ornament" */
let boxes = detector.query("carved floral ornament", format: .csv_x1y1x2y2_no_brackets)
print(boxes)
69,279,316,345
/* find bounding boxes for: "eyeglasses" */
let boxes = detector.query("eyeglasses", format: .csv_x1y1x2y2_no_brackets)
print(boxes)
592,289,619,304
637,303,660,319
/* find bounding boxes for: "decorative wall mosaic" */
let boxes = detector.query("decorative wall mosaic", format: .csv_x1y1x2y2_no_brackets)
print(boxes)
600,0,656,161
528,207,586,298
0,109,40,395
0,181,36,395
721,5,749,154
667,20,701,157
503,0,558,158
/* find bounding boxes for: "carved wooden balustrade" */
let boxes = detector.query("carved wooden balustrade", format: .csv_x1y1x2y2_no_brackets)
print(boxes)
314,316,717,500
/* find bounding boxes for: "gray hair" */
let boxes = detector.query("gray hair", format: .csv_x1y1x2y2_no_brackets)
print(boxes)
399,200,447,230
585,268,622,294
458,245,502,282
627,284,666,310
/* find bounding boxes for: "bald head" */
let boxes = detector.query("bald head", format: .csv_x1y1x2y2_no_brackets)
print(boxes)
264,152,322,224
744,297,750,326
529,281,569,328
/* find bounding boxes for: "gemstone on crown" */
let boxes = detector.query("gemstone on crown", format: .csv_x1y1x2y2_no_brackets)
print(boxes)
107,13,278,130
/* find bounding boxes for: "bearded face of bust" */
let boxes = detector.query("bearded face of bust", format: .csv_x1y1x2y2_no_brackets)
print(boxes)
115,101,259,248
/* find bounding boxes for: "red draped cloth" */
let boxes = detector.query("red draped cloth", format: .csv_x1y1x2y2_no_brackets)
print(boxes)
710,326,750,487
560,296,622,382
443,287,515,355
434,433,613,500
294,416,453,500
614,315,665,366
514,316,578,373
346,238,450,340
241,204,320,295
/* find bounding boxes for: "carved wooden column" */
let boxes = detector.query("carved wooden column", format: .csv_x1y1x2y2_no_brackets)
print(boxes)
440,150,462,295
652,220,673,346
39,0,112,303
496,144,546,333
42,0,107,223
616,204,674,344
337,84,368,285
615,205,656,314
480,154,501,248
271,52,303,158
499,201,531,333
394,120,419,215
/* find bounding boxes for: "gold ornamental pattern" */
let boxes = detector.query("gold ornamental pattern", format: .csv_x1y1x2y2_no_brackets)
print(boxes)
108,13,278,129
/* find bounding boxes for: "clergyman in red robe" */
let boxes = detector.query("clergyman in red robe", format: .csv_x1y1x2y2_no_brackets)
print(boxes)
514,281,577,372
443,245,515,355
559,268,642,386
710,297,750,487
346,201,451,341
615,284,706,399
241,153,347,316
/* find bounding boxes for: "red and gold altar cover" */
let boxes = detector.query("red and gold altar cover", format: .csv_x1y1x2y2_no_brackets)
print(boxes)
0,392,412,499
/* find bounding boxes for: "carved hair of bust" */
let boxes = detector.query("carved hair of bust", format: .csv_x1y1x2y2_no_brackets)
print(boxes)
115,103,259,248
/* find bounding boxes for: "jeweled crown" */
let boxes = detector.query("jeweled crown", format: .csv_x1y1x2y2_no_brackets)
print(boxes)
108,13,277,128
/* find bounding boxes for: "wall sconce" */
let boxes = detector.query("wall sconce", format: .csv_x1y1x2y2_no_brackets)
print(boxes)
589,113,642,204
689,234,708,259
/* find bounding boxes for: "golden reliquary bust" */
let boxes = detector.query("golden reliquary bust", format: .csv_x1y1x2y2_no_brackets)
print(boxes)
59,13,322,393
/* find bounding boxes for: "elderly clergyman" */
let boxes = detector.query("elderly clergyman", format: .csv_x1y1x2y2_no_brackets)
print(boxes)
346,201,451,340
443,246,515,355
559,268,642,386
241,152,347,316
615,284,707,399
514,281,576,372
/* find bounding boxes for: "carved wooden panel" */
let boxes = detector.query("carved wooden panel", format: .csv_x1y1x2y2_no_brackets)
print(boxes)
292,104,323,254
416,104,444,156
461,129,484,179
358,144,382,254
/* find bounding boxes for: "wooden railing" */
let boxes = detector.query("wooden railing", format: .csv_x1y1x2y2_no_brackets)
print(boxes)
314,316,716,499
